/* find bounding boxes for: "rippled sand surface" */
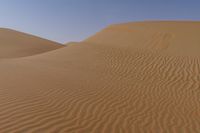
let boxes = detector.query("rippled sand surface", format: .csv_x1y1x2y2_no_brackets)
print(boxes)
0,21,200,132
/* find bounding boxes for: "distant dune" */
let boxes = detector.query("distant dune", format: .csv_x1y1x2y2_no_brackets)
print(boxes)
0,28,63,58
0,21,200,132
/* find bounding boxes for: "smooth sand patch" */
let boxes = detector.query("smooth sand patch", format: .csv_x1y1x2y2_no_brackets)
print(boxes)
0,28,63,58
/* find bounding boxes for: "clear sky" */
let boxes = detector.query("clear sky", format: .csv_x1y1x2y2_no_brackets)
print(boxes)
0,0,199,43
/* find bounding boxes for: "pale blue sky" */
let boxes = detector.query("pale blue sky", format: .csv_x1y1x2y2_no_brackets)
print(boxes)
0,0,199,43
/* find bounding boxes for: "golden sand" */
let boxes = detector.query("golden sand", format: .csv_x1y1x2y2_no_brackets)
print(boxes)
0,21,200,132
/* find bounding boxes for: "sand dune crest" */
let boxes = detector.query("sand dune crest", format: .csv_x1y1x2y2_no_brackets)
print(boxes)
0,28,63,58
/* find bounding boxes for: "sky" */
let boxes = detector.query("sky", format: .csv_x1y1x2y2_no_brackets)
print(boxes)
0,0,199,43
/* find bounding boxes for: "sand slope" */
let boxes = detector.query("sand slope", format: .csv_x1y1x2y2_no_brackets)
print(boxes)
0,21,200,132
0,28,63,58
85,21,200,55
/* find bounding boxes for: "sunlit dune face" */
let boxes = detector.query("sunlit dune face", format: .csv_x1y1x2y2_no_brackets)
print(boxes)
0,28,63,58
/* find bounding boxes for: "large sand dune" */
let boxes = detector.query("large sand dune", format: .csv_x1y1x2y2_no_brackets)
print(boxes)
85,21,200,55
0,21,200,132
0,28,63,58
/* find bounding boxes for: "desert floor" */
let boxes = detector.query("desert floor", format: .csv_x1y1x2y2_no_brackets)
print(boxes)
0,21,200,132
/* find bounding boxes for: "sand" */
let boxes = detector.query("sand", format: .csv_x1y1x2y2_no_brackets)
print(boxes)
0,21,200,132
0,28,63,58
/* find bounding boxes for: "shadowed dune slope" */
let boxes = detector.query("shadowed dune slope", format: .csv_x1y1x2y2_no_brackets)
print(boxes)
0,28,63,58
0,21,200,132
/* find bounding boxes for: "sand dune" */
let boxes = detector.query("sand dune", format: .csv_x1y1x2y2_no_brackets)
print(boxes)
0,28,63,58
0,21,200,132
85,21,200,55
